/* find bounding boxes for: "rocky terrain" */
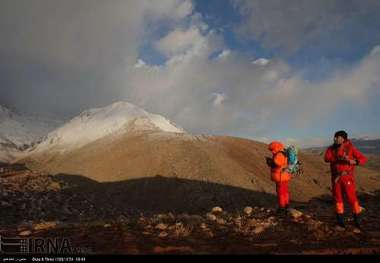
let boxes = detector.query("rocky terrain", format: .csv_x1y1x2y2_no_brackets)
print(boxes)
1,165,380,255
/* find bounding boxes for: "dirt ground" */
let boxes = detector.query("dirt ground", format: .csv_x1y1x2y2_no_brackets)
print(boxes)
1,167,380,255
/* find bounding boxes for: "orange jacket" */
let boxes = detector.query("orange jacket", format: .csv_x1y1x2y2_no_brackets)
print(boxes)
324,139,367,180
268,141,291,183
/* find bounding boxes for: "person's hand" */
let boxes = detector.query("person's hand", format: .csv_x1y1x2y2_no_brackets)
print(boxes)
348,159,357,165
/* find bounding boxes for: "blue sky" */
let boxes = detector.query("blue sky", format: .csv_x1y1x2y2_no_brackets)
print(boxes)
0,0,380,147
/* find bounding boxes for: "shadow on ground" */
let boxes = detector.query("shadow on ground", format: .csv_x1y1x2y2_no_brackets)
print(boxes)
54,173,280,215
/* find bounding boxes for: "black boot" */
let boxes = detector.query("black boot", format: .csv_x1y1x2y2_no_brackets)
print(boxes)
353,213,362,229
336,214,345,228
277,207,287,216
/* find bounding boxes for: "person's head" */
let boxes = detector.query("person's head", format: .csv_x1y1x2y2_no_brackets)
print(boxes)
268,141,284,154
334,130,348,145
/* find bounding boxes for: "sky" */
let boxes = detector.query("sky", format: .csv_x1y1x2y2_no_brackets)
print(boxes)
0,0,380,147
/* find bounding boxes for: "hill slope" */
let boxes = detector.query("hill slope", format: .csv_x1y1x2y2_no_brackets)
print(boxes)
22,131,380,205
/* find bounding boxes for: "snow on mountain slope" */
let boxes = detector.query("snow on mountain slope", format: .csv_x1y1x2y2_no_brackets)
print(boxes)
0,105,63,161
31,101,185,152
0,105,62,147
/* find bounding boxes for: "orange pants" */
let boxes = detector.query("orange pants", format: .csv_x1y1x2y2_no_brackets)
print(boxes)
276,181,289,208
332,174,361,214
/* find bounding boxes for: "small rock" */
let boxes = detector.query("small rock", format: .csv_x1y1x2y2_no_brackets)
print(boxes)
19,230,32,237
155,223,168,231
233,217,242,227
247,219,257,227
253,226,265,234
158,232,168,238
261,222,271,229
104,224,112,228
288,208,303,219
200,223,208,229
335,226,346,232
175,222,184,228
211,206,223,215
243,206,253,216
33,221,57,231
47,182,61,192
206,213,217,221
216,218,226,225
205,231,214,238
1,201,10,206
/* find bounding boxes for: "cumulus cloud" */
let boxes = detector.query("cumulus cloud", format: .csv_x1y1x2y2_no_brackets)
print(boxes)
127,17,380,138
155,27,204,57
217,50,231,61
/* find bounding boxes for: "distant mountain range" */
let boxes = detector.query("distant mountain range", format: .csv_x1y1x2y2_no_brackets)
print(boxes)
304,138,380,155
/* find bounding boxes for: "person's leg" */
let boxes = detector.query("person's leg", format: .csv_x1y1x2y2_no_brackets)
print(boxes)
276,182,288,215
333,178,345,227
283,181,290,208
343,176,362,227
277,182,288,208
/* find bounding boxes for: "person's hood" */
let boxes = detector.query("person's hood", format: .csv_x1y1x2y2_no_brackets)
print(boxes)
268,141,285,154
344,139,353,145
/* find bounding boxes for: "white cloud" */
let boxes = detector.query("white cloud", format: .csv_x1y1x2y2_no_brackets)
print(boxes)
212,93,227,106
155,27,204,57
217,49,231,60
126,28,380,138
252,58,270,66
134,59,147,69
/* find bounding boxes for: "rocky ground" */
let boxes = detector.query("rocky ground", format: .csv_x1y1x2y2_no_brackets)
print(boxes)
1,168,380,255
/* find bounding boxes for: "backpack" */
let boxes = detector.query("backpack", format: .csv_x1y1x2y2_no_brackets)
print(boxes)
283,146,303,176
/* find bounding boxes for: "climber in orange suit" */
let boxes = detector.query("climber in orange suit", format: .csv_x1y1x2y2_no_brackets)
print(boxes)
324,130,367,228
268,141,291,214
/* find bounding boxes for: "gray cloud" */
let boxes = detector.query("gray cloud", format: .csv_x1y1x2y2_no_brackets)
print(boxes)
0,0,192,117
0,0,379,143
232,0,380,55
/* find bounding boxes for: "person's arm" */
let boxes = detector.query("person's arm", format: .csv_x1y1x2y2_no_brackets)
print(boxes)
351,147,368,166
273,152,287,167
324,147,336,163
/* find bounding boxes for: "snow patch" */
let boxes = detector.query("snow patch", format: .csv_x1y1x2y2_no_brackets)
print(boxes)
31,101,185,152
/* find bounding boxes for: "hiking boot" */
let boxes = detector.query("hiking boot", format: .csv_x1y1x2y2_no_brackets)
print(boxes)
353,213,362,229
336,214,345,228
276,207,288,216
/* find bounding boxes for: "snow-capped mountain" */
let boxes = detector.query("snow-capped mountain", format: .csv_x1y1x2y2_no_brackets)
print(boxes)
0,105,63,161
30,101,185,153
0,105,62,148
